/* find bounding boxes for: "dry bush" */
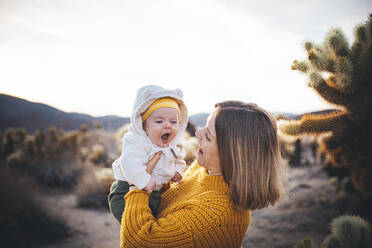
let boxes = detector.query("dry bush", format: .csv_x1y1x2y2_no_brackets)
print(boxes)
29,159,86,189
82,129,121,167
279,133,320,167
88,144,106,164
116,123,130,141
0,127,121,189
75,168,114,209
182,132,199,166
1,128,86,188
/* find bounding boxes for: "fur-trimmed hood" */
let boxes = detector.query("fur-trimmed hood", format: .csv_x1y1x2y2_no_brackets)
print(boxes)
128,85,188,140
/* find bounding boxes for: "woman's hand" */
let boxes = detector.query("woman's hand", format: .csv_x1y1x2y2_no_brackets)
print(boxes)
141,151,162,194
145,151,162,174
171,172,182,183
143,177,156,194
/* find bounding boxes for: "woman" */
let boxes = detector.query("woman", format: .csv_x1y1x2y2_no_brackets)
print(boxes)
120,100,284,247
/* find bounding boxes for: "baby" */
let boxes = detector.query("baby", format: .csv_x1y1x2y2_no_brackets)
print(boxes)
109,85,188,222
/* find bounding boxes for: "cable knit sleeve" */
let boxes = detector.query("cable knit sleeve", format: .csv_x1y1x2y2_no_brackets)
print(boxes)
121,190,193,247
121,190,250,247
121,162,251,247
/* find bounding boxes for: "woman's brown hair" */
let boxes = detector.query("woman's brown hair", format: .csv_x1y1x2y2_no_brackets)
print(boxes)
214,101,283,210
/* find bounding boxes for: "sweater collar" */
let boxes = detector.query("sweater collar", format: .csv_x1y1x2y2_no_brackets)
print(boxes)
198,166,229,189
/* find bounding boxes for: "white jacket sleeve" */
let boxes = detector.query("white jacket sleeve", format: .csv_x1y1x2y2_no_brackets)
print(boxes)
175,158,186,175
120,135,152,189
174,144,186,175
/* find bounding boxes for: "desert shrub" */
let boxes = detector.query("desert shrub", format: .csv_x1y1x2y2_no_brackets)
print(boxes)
78,146,90,162
0,127,88,188
29,159,86,188
88,144,106,165
79,128,119,167
1,128,16,157
93,122,102,129
5,149,26,167
1,126,123,207
75,168,114,209
0,166,68,247
116,123,130,140
79,123,90,132
34,129,45,154
182,132,199,166
279,134,320,167
96,167,115,190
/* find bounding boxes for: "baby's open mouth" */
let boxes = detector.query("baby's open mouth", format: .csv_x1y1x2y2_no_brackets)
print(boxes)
161,133,170,140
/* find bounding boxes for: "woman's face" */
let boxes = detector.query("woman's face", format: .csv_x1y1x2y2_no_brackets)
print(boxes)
195,108,221,174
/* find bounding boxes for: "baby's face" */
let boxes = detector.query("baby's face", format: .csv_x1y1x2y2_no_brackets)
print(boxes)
143,107,179,147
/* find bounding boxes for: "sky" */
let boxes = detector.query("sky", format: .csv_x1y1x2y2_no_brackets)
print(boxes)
0,0,371,117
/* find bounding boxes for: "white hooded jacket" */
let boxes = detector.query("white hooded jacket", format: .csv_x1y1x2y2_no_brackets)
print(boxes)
112,85,188,190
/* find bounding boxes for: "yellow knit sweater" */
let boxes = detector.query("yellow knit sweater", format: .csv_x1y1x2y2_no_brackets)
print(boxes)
121,162,251,247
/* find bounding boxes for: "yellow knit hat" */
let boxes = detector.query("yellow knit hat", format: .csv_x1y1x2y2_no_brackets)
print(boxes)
141,97,180,122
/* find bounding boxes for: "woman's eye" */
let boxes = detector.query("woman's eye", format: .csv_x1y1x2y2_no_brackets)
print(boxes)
171,121,178,124
155,121,162,124
205,133,211,141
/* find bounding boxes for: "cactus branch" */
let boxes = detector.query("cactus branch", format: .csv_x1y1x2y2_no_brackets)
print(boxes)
279,111,347,136
326,28,350,57
292,60,309,73
308,74,352,106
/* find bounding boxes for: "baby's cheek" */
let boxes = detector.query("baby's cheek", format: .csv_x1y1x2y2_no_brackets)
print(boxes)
173,129,179,137
170,131,178,141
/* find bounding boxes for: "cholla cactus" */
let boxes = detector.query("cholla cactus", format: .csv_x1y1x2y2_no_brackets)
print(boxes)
322,215,372,248
5,150,25,167
88,144,106,165
1,129,15,157
79,124,90,133
280,14,372,195
294,215,371,248
294,238,317,248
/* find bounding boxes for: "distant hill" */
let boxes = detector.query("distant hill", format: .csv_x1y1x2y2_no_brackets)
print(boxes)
1,93,334,132
187,110,341,127
189,113,209,128
0,93,129,132
188,112,299,128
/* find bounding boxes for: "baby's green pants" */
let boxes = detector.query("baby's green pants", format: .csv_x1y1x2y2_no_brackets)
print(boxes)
108,180,162,223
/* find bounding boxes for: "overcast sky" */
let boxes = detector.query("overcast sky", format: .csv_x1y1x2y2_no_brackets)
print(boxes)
1,0,371,117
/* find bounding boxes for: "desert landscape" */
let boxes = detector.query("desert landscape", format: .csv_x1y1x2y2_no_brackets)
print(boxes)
1,10,372,247
1,102,371,247
39,157,341,248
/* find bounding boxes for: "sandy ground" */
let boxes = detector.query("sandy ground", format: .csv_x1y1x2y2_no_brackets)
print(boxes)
242,164,339,248
40,163,339,248
40,194,121,248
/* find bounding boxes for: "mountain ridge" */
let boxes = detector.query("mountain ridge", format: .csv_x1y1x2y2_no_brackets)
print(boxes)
0,93,129,132
1,93,335,132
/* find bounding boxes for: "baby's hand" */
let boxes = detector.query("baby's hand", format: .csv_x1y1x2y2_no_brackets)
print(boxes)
143,178,156,195
171,172,182,183
145,151,162,174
